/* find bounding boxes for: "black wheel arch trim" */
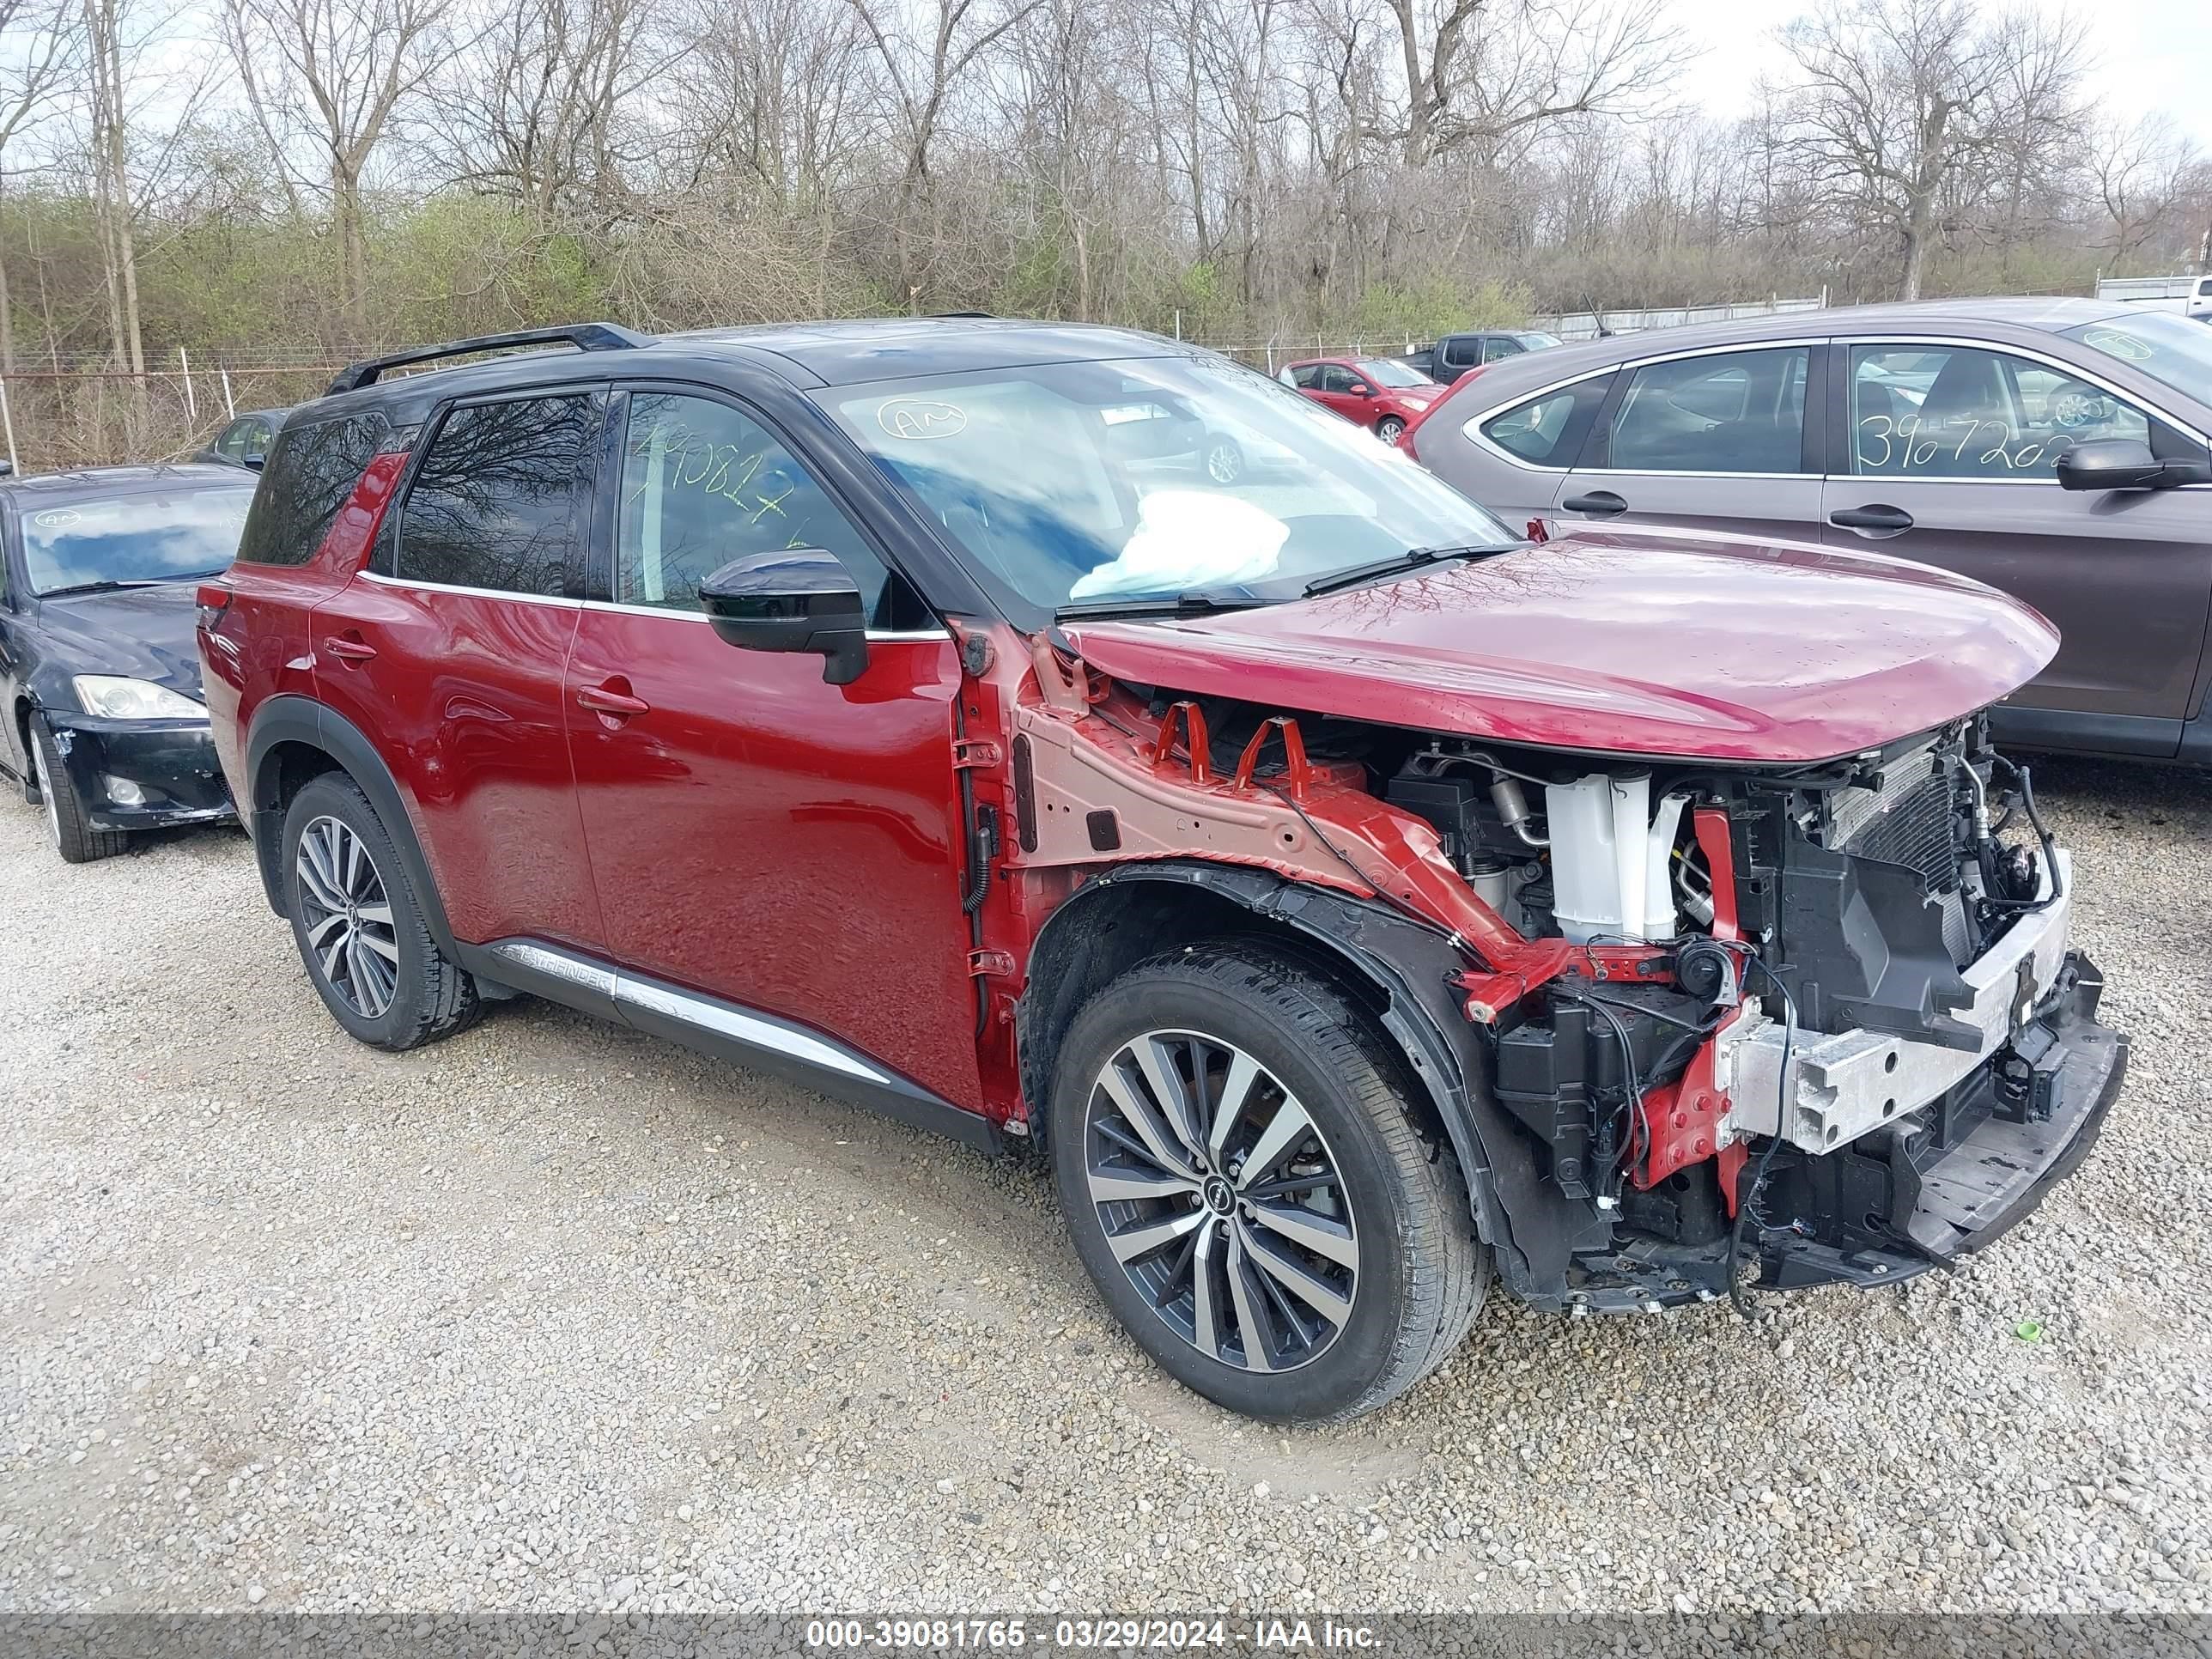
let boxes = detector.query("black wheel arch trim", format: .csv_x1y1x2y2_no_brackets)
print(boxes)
243,694,460,957
1015,859,1601,1307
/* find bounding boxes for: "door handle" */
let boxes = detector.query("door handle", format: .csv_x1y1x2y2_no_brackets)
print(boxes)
322,635,377,665
1829,504,1915,533
1560,490,1628,517
576,681,650,718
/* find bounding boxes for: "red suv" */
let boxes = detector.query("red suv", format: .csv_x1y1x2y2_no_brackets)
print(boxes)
201,319,2124,1423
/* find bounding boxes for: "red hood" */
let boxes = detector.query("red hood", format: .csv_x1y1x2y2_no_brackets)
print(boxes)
1060,525,2058,763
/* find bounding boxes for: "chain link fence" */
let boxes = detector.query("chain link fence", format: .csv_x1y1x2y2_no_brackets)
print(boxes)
0,295,1835,476
0,352,352,476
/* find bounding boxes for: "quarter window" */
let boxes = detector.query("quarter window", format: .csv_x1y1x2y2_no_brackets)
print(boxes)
617,392,895,622
234,412,389,568
1849,345,2153,478
1476,377,1612,465
1607,347,1808,474
396,393,600,596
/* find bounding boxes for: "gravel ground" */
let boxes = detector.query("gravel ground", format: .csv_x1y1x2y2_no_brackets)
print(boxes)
1,757,2208,1620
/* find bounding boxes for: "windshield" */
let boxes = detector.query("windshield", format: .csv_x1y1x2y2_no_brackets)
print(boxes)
21,487,253,596
1358,359,1431,389
2062,313,2212,408
817,354,1513,622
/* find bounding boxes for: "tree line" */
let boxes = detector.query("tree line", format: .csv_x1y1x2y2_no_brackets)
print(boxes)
0,0,2204,463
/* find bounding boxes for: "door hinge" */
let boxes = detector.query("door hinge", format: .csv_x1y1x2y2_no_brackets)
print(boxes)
968,948,1016,977
953,738,1003,769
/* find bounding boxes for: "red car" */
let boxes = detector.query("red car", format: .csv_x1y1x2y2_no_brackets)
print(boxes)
201,319,2123,1424
1279,356,1443,444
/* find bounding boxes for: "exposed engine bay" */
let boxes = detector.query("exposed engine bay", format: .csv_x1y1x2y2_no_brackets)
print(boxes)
1005,645,2127,1314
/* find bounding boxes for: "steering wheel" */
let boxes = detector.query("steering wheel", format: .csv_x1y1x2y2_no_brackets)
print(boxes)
2051,390,2109,430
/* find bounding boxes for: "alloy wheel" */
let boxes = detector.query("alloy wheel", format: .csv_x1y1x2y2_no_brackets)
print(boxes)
1083,1030,1358,1372
1205,441,1243,484
33,738,60,851
295,815,401,1018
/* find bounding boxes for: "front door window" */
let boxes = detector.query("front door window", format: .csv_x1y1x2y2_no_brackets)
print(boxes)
617,392,896,618
1848,344,2154,479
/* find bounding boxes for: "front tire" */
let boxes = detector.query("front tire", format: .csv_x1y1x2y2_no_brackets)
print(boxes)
29,714,128,864
280,772,479,1050
1048,942,1486,1421
1375,416,1406,444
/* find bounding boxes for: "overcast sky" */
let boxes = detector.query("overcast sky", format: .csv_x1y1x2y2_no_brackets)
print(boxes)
1674,0,2212,148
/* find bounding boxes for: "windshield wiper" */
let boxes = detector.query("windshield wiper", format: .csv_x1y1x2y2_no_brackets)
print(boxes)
1300,542,1520,598
35,579,166,599
1054,590,1269,623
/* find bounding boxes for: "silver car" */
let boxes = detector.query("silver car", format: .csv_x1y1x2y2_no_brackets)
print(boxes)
1408,297,2212,766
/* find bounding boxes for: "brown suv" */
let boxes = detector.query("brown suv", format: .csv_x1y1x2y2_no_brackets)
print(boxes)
1409,297,2212,767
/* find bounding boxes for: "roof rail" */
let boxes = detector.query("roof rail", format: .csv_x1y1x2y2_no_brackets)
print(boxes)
325,323,651,395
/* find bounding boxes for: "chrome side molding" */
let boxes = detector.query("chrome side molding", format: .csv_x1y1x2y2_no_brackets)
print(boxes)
485,938,896,1087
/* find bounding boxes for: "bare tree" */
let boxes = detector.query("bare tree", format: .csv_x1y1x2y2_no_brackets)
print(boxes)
83,0,142,379
846,0,1046,301
1772,0,2087,301
0,0,76,368
1350,0,1684,170
426,0,670,227
2094,112,2203,270
223,0,453,330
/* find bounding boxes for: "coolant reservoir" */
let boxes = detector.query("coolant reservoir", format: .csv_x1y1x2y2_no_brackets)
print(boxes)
1544,772,1689,943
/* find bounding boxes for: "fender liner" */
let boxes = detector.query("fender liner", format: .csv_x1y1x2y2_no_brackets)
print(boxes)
1018,861,1605,1307
242,694,461,958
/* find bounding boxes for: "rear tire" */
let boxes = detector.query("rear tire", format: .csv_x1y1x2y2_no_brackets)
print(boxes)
1048,941,1486,1421
29,714,128,864
280,772,479,1050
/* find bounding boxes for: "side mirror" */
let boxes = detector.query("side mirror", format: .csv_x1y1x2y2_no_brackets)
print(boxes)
697,548,869,684
2057,437,2212,492
1353,385,1376,398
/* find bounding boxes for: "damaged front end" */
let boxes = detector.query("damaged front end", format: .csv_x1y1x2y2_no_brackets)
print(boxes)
1003,638,2125,1315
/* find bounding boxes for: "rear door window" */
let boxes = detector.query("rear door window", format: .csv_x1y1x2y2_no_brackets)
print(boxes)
395,392,602,596
1848,343,2157,478
234,412,390,568
1606,347,1809,474
1441,337,1480,369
